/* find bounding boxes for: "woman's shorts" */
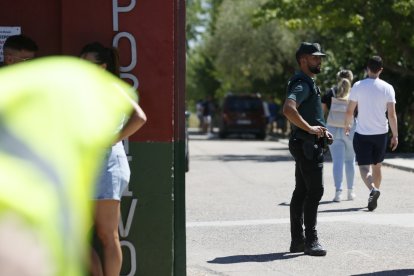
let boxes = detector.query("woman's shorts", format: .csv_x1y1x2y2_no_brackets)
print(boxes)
94,142,131,201
353,132,388,166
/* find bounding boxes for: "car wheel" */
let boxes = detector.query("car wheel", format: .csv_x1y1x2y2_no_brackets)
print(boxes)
256,132,266,140
219,131,227,139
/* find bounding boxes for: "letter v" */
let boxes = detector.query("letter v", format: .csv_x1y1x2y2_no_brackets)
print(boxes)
119,198,138,238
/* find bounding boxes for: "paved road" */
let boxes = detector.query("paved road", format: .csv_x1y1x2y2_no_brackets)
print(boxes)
186,133,414,276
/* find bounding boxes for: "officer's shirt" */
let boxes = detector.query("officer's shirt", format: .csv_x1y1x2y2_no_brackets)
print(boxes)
286,71,325,129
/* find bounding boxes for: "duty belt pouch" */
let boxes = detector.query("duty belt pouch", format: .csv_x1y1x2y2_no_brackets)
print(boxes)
292,129,319,160
302,140,316,160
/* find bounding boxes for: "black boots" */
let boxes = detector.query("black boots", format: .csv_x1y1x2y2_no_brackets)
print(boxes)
304,239,327,256
289,238,305,253
290,237,327,256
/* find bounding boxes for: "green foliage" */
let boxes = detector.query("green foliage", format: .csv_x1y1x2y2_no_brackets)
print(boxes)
186,0,201,40
186,0,222,111
254,0,414,152
186,0,207,48
256,0,414,76
207,0,293,95
186,44,221,110
186,0,414,151
201,0,308,101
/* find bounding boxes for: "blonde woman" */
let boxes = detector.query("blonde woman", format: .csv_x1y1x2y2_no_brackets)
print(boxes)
322,70,355,202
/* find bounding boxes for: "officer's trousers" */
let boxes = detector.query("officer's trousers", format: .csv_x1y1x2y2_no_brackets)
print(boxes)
288,137,324,242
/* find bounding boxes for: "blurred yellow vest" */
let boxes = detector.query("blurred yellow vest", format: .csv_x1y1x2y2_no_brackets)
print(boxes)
0,57,136,275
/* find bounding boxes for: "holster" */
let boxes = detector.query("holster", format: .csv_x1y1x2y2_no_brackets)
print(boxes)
291,129,331,157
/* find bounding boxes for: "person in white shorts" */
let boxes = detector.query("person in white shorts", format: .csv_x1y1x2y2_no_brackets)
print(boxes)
345,56,398,211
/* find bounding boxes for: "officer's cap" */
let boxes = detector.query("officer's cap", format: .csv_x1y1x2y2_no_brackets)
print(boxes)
296,42,326,57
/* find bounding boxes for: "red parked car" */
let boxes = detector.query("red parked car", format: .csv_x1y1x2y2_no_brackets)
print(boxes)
219,94,267,140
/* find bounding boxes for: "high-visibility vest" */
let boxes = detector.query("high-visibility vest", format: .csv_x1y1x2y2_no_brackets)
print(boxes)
0,56,137,275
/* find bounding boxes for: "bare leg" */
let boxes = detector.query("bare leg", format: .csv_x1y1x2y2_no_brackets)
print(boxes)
90,248,104,276
358,165,375,190
371,163,382,189
94,200,122,276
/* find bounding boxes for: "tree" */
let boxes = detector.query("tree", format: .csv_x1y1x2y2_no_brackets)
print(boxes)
255,0,414,151
186,0,222,111
186,45,221,107
256,0,414,74
205,0,300,98
186,0,206,49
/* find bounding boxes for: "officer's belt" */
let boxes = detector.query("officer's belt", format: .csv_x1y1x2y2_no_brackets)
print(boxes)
291,128,318,142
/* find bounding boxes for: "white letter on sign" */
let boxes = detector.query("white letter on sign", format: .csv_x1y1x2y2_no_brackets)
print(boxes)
120,241,137,276
113,32,137,72
121,73,139,90
113,0,136,32
119,198,138,238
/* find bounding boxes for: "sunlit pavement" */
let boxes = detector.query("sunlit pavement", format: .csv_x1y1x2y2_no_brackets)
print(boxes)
186,133,414,276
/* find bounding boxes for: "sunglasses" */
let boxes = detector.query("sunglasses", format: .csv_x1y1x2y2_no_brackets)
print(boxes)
12,56,33,61
9,55,33,62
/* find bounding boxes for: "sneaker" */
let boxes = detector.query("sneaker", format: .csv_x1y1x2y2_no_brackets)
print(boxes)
289,238,305,253
368,189,381,211
333,190,341,202
348,189,356,200
304,240,327,256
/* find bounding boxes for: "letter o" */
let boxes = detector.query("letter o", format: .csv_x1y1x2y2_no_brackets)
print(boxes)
120,241,137,276
113,32,137,72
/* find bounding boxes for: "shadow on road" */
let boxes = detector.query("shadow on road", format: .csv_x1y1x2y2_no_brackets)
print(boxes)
279,200,338,207
279,201,367,213
351,269,414,276
267,147,290,151
189,132,288,142
190,133,260,141
219,154,292,162
207,252,301,264
319,207,366,213
191,154,293,163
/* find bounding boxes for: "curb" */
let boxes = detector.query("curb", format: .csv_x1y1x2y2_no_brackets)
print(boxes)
382,161,414,173
278,139,414,173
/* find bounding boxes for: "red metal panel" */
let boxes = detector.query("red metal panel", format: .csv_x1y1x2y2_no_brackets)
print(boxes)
60,0,174,142
174,0,186,142
60,0,113,54
0,0,61,56
1,0,176,142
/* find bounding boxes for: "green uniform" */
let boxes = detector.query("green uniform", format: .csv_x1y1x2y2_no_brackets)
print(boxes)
286,71,325,131
0,57,137,275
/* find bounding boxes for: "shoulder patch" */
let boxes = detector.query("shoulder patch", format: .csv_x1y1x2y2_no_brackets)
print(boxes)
293,83,304,93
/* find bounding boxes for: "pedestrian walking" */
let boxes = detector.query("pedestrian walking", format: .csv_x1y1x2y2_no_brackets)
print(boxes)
345,56,398,211
267,96,279,135
322,70,356,202
283,42,332,256
196,99,204,132
202,95,215,137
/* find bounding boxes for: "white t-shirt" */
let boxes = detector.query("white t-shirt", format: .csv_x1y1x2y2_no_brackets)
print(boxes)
349,78,396,135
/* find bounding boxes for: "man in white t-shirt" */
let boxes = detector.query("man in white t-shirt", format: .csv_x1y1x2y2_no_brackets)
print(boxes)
345,56,398,211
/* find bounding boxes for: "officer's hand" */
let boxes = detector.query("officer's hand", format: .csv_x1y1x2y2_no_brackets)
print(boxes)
308,126,327,138
324,130,334,145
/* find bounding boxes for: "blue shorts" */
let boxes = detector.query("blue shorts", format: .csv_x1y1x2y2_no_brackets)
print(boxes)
94,142,130,200
353,132,388,166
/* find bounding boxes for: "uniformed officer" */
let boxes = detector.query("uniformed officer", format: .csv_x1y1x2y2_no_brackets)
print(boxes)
283,42,332,256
